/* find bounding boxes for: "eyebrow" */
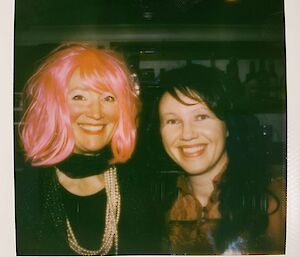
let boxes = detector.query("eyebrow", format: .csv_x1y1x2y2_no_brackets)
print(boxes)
160,112,177,117
68,87,114,95
68,87,86,92
161,105,208,114
192,106,209,112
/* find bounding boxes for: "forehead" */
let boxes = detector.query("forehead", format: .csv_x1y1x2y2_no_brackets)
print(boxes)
67,69,82,90
159,91,207,114
67,68,111,92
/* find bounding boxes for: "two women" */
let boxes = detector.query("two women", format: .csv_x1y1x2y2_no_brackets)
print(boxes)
16,43,157,255
153,64,286,254
16,43,285,255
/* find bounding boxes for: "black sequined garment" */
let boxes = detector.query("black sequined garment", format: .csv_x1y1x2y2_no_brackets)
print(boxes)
15,155,162,255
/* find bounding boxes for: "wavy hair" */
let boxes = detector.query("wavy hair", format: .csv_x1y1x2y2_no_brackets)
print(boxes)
20,43,140,166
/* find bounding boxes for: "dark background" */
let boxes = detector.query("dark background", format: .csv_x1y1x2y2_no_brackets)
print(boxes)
15,0,283,27
14,0,286,178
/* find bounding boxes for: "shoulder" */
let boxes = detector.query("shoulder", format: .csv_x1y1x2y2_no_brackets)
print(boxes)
116,162,156,193
265,176,286,254
116,164,162,254
15,164,56,223
15,164,42,206
15,165,45,254
116,163,140,194
268,176,286,194
267,176,286,215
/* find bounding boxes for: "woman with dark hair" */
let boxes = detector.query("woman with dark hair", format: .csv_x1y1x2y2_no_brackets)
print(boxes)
16,43,158,255
150,64,286,254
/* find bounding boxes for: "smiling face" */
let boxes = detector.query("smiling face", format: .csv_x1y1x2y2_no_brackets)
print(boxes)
159,90,228,176
67,69,119,154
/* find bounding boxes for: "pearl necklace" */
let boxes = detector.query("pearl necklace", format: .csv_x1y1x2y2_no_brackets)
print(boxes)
65,166,121,256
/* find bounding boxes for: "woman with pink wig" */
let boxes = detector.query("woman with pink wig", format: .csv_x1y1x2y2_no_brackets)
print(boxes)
16,43,158,255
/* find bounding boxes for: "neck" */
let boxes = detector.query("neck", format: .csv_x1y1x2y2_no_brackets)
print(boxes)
55,146,112,179
54,147,113,196
188,151,228,206
56,169,106,196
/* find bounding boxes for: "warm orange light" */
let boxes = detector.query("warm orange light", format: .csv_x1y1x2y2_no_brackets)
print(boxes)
225,0,240,3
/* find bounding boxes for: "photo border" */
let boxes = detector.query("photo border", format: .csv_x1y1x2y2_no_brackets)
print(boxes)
1,0,299,256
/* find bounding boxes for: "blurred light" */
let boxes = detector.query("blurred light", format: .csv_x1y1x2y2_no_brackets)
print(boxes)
225,0,240,3
143,11,153,20
139,50,155,54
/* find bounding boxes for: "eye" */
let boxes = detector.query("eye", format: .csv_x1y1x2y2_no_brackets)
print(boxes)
72,95,86,101
195,114,209,121
104,95,116,102
166,119,180,125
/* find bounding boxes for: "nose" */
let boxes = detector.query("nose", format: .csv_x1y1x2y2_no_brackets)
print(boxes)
181,122,197,141
86,100,103,120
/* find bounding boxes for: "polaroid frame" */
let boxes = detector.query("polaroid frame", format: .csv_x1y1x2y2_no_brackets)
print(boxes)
1,0,300,256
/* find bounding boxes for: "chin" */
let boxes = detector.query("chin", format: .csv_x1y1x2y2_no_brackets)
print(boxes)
180,163,207,175
75,144,107,154
87,146,106,153
184,169,204,176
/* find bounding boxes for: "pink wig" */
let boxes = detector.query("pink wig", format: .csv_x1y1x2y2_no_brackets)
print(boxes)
20,43,140,166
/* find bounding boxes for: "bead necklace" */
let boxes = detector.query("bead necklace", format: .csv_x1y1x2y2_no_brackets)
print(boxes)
63,166,121,256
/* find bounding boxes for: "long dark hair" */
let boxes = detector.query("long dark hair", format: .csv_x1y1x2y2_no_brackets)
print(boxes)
149,64,273,252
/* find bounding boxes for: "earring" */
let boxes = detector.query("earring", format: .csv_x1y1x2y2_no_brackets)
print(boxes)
131,73,140,96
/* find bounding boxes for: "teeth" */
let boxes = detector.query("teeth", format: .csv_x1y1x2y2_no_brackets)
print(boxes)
79,124,104,132
182,146,204,154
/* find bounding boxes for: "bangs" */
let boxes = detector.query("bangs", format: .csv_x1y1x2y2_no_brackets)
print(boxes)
168,86,225,120
79,69,114,94
74,50,127,98
170,86,204,106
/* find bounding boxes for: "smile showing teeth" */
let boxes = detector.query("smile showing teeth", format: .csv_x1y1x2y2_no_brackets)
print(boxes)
79,124,104,133
181,145,205,157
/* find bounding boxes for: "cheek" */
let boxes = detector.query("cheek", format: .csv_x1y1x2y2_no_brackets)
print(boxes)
160,128,169,148
161,127,169,142
67,103,85,122
69,112,82,126
111,110,119,123
200,121,227,141
160,127,177,152
209,124,227,148
103,105,119,122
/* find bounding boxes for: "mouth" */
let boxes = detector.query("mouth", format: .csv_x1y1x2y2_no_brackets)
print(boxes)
180,144,206,158
78,124,105,134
